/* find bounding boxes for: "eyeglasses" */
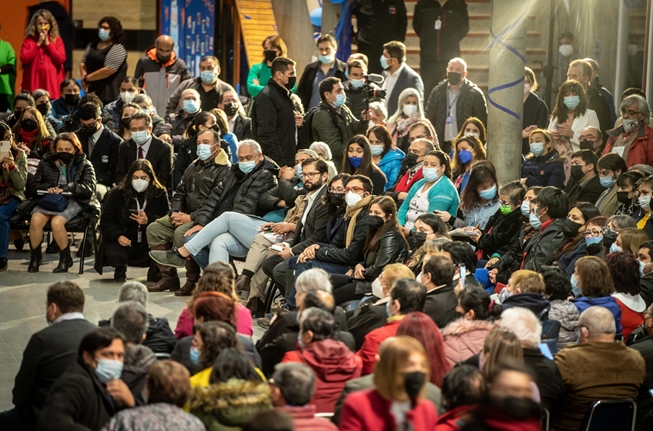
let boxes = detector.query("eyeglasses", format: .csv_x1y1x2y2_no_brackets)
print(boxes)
584,229,603,237
328,187,345,193
620,109,641,117
345,186,368,194
301,171,322,180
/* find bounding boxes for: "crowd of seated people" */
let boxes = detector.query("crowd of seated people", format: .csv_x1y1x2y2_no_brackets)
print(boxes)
2,13,653,431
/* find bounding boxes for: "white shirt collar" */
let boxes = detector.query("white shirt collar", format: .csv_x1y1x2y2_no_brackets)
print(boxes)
388,63,406,78
53,312,85,325
92,125,104,142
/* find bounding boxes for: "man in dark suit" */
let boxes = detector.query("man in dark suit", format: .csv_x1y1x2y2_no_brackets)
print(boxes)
565,150,606,206
115,112,173,188
420,255,460,329
296,34,347,111
381,41,424,117
219,90,252,141
0,281,97,430
76,103,122,200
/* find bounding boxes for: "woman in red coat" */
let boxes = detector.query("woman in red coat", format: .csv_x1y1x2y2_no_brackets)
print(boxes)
340,336,438,431
20,10,66,99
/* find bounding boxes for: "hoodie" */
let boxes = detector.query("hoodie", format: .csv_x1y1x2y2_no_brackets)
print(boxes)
282,339,362,413
501,292,551,319
548,299,579,349
572,295,623,334
121,344,157,406
442,318,495,367
376,148,406,191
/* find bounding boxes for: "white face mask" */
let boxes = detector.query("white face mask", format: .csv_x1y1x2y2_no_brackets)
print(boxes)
132,178,149,193
403,104,418,117
639,195,651,210
371,278,385,299
120,91,136,104
524,83,531,95
623,118,640,134
558,44,573,57
345,191,363,207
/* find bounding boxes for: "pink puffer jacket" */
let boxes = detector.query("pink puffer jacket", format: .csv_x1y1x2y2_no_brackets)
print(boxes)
442,318,495,367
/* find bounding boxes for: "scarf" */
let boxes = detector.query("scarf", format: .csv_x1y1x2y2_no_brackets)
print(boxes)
344,195,373,247
19,127,38,146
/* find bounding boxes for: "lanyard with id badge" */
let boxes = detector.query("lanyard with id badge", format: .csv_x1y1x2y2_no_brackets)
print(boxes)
132,198,147,243
444,90,460,140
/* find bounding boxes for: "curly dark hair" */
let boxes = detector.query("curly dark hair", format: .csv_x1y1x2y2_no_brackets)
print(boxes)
195,321,239,367
541,266,572,300
98,16,125,44
605,252,641,296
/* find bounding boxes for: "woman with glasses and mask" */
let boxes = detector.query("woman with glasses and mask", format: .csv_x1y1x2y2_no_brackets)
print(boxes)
602,95,653,168
614,171,644,216
95,159,169,282
27,133,100,273
555,203,602,276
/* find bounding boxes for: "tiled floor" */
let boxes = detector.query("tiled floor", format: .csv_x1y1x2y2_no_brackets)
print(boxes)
0,246,264,412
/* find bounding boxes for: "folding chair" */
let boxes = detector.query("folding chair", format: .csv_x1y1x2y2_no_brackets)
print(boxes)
579,398,637,431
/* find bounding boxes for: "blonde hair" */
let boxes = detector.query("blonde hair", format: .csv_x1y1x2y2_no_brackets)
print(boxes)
26,9,60,40
620,228,650,255
481,328,523,381
374,336,429,402
510,270,545,294
382,264,415,296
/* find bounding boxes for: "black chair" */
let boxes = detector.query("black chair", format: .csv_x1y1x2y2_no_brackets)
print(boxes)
263,279,283,314
579,398,637,431
541,407,550,431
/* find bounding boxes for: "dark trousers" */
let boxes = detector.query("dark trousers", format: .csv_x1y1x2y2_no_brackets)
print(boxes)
285,259,350,307
330,273,364,305
0,407,35,431
0,94,9,113
105,242,150,269
357,42,385,75
420,59,448,100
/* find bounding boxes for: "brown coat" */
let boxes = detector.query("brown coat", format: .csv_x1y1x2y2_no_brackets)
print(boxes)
442,318,495,368
552,341,646,431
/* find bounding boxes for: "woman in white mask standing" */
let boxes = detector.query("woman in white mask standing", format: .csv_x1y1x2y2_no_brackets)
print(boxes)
95,159,170,282
385,88,426,151
602,95,653,168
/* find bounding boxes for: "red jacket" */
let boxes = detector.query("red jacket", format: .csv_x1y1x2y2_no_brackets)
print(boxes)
435,404,475,431
340,389,438,431
357,317,402,375
602,124,653,168
278,405,338,431
20,36,66,99
282,339,362,413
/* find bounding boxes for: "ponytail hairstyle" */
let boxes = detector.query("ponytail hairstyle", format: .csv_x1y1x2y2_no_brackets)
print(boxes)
458,287,502,320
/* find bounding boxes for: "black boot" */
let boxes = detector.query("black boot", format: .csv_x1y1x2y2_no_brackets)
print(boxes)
53,246,73,273
114,265,127,282
28,246,42,273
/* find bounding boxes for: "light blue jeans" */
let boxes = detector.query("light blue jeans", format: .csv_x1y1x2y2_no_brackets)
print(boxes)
184,211,266,265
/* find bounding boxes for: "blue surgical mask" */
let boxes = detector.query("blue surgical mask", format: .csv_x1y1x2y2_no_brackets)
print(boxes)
570,274,581,297
94,358,123,383
380,55,390,70
200,71,216,84
422,167,441,183
295,164,303,178
609,243,623,254
530,142,544,157
385,300,392,318
599,175,616,188
318,54,334,64
349,156,362,168
529,207,542,229
334,93,347,108
196,144,213,161
239,160,257,174
297,331,305,350
585,235,603,247
183,99,200,114
370,145,384,156
479,184,497,200
350,79,364,89
189,346,201,365
98,28,111,41
639,260,646,277
131,130,149,145
520,200,531,217
563,95,581,110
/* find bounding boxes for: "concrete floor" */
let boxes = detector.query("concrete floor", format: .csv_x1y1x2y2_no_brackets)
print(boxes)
0,245,264,412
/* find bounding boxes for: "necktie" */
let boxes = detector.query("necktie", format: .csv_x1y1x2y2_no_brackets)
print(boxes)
87,135,95,156
138,145,144,159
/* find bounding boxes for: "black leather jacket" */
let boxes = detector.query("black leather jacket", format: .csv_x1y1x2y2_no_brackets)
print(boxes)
522,218,567,271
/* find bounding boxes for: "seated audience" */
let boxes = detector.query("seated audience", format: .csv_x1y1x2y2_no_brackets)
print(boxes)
282,307,362,412
443,288,500,367
12,105,56,159
270,363,338,431
463,328,523,381
367,125,405,190
96,160,170,281
639,241,653,306
572,256,623,333
602,94,653,167
606,252,646,338
188,321,240,387
384,138,435,207
420,255,459,328
521,128,565,188
541,266,579,348
499,270,550,317
218,90,252,141
99,360,206,431
27,132,100,273
555,202,602,276
103,77,141,131
565,150,605,206
553,306,646,431
339,336,438,431
340,135,387,194
407,214,450,266
0,282,96,430
440,240,482,289
38,328,134,431
452,134,486,193
633,175,653,237
386,88,426,148
435,365,486,431
133,94,168,137
630,303,653,430
309,141,338,178
32,89,60,132
172,111,218,186
51,79,81,126
615,171,644,216
162,88,202,149
358,280,426,375
115,102,140,141
595,152,628,216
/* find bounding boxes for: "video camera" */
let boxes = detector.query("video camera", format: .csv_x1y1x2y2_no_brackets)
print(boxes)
362,74,386,105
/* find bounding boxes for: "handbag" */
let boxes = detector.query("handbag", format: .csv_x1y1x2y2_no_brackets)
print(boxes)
39,193,69,212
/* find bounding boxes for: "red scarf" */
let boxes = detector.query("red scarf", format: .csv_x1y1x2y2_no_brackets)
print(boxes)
20,127,39,146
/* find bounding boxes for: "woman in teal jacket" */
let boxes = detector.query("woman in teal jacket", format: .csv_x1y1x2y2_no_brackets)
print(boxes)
367,125,405,191
246,35,296,98
398,150,459,235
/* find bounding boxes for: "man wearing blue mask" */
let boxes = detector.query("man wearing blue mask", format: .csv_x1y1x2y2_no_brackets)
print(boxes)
380,41,424,118
343,59,376,120
296,34,347,111
312,77,369,169
595,153,628,216
161,88,202,150
37,327,133,431
165,56,235,116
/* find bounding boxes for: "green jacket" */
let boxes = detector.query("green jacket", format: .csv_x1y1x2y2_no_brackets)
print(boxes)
247,62,296,99
2,149,27,201
311,102,367,168
0,40,16,105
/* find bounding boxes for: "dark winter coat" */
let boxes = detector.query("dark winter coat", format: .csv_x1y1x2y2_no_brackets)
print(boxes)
631,336,653,430
413,0,469,62
564,174,606,207
314,205,371,265
79,126,122,187
476,208,525,260
193,156,278,227
343,81,367,120
296,60,347,112
521,150,566,188
121,344,157,406
424,281,460,329
522,218,567,272
99,314,176,356
353,0,407,47
312,102,368,168
558,241,588,276
347,303,387,350
502,293,551,319
29,152,101,216
161,110,198,150
425,78,488,144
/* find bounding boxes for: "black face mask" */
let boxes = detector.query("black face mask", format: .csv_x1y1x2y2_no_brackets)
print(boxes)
586,239,603,255
21,118,38,132
447,72,462,86
121,118,131,129
57,152,74,164
156,54,171,64
404,371,425,400
63,93,80,106
223,102,239,117
563,219,583,238
405,152,419,168
36,103,50,116
617,191,632,205
284,76,297,90
570,165,585,182
413,231,427,249
328,192,345,207
603,229,618,249
368,215,385,230
579,140,596,152
264,49,278,62
492,396,541,421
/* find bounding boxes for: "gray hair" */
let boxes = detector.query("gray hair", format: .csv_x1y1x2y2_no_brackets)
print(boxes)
449,57,468,71
607,214,637,230
388,87,424,126
237,139,262,157
32,89,51,101
310,142,332,161
499,307,542,349
621,95,651,124
295,268,332,294
368,101,388,122
111,301,149,344
272,363,316,406
578,306,616,336
118,282,148,307
630,164,653,177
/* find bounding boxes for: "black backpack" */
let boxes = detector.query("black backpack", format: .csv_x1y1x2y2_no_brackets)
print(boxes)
297,104,340,150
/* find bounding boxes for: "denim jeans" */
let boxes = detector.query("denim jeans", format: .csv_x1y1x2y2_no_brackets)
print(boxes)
184,211,266,258
0,197,20,258
186,233,249,270
286,259,350,307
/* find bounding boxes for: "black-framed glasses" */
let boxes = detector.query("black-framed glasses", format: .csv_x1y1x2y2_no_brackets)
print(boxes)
620,109,641,117
301,171,321,180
